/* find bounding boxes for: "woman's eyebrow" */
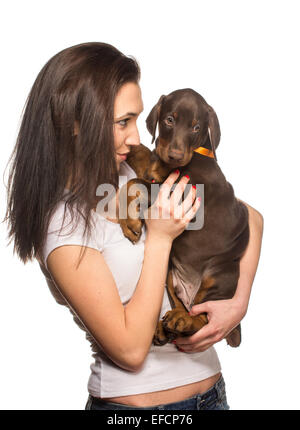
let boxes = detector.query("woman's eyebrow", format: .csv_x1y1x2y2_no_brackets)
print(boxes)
115,112,137,120
115,109,144,121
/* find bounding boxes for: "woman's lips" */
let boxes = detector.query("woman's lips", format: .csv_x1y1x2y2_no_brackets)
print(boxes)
117,152,129,161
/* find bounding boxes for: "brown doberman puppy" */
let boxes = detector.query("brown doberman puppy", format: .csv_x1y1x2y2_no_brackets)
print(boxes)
118,89,249,347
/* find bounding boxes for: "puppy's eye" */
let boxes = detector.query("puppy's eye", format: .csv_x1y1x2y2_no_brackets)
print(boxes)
165,116,174,126
193,124,200,132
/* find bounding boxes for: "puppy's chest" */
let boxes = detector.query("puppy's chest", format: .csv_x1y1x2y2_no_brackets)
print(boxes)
184,162,236,226
174,163,241,255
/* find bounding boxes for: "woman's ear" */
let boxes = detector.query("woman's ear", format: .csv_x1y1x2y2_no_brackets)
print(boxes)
145,95,165,144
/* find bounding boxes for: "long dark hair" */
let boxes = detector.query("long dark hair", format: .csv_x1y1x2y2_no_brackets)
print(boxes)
4,42,141,263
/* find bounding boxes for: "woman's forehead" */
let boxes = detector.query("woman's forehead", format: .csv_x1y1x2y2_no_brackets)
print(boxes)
114,82,144,118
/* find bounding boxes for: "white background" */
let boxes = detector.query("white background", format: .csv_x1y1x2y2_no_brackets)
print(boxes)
1,0,299,410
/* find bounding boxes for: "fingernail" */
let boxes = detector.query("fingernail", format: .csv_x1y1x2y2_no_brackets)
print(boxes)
192,185,196,189
185,175,190,180
152,179,155,183
174,169,180,174
172,340,177,344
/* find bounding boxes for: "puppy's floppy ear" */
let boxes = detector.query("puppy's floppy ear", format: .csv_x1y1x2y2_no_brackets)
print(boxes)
146,95,165,144
207,105,221,161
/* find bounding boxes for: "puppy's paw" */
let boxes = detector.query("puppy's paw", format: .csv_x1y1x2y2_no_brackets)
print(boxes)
119,218,142,243
162,309,194,336
162,309,207,336
144,167,164,184
153,320,170,346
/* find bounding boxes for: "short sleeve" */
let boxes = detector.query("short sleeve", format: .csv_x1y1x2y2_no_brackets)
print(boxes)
42,202,104,270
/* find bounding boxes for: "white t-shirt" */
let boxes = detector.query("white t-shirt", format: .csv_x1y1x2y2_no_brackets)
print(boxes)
39,161,221,398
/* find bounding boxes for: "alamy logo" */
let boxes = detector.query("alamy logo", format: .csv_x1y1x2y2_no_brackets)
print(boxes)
96,177,204,230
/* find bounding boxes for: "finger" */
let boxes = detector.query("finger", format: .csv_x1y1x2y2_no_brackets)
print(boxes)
189,301,210,316
181,341,216,353
174,327,212,347
157,169,180,204
182,196,201,223
185,328,226,351
169,174,190,207
175,337,216,352
177,327,219,348
178,323,216,347
178,184,197,216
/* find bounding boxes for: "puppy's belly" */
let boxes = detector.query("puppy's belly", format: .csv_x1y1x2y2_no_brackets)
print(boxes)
171,257,202,311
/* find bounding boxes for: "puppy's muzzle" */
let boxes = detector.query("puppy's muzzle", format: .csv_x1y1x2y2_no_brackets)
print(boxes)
167,149,184,163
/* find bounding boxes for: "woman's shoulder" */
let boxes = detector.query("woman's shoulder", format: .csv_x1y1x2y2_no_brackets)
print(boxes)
47,200,102,234
41,200,105,270
42,162,136,268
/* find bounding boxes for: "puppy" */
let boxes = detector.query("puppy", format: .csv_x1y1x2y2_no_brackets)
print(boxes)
118,89,249,347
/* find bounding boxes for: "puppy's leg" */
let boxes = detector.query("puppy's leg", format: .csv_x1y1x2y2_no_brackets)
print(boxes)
153,270,185,345
226,324,241,347
118,178,151,243
144,151,173,183
126,143,153,178
161,276,213,338
201,266,242,347
166,269,187,311
153,319,172,346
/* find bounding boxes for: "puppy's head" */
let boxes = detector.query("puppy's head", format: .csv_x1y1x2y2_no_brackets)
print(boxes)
146,89,221,166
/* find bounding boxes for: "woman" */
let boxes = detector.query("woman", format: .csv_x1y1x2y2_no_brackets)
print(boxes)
5,42,263,410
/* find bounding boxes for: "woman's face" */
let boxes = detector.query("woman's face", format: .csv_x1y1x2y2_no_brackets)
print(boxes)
113,82,144,171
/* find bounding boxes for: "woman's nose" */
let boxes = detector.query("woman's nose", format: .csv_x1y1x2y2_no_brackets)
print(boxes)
126,125,140,146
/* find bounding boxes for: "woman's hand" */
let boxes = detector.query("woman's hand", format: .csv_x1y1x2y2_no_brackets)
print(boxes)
145,170,201,243
174,298,246,353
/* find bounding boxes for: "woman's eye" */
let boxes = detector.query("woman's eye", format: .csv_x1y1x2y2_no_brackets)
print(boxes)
165,116,174,125
193,124,200,132
118,118,130,127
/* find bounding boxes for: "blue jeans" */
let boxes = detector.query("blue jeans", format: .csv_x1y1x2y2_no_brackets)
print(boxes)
85,375,229,410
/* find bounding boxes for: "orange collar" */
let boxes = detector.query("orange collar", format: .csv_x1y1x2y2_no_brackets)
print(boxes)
194,146,215,158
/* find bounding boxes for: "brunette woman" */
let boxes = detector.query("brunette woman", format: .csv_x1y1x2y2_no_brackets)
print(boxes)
5,42,263,410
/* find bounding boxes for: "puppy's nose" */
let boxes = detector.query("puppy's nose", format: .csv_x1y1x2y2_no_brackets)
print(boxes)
168,149,184,162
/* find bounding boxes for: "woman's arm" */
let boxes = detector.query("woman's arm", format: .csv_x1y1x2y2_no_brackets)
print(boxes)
47,172,200,371
47,236,171,372
229,200,264,315
174,201,264,353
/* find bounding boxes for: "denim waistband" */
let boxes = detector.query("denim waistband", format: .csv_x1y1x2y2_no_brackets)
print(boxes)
89,374,225,410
